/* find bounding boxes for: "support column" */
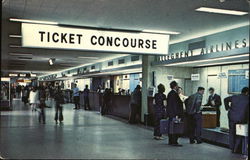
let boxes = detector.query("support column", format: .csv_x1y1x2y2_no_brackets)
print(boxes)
141,55,154,123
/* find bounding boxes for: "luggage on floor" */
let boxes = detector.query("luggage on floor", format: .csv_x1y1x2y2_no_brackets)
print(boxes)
160,119,169,134
169,118,184,134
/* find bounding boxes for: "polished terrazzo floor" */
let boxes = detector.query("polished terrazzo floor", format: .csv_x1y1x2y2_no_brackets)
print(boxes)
0,99,245,159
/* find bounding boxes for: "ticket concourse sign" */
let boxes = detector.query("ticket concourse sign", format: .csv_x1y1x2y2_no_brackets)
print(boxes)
22,23,170,55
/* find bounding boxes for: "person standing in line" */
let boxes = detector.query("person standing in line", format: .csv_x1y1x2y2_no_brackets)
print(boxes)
73,84,80,110
38,86,46,124
29,87,39,111
186,87,205,144
153,84,167,140
204,87,222,127
54,86,65,124
128,85,142,124
166,81,184,146
224,87,249,154
83,85,90,110
177,87,188,111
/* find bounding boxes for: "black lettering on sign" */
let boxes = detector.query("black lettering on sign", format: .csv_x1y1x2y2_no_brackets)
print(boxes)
47,32,50,42
76,34,82,44
91,35,97,45
152,40,157,49
235,40,239,49
242,38,247,47
98,36,105,46
61,33,67,43
145,40,150,49
106,37,113,46
131,39,136,48
69,33,75,44
123,38,129,47
52,32,59,43
39,31,45,42
226,42,231,50
138,39,144,48
114,38,120,46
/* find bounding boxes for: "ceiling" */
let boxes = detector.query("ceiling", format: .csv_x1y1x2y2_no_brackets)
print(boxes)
1,0,249,76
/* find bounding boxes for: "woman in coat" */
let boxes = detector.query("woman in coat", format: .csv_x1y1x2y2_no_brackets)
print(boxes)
29,87,39,111
153,84,167,140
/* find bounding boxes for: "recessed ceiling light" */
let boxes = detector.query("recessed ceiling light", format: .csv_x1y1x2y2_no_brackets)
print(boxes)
9,35,22,38
77,56,99,59
9,52,33,56
9,18,58,25
195,7,248,16
143,29,180,35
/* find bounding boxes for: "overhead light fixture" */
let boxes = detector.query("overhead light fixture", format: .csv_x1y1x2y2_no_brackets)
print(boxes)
9,35,22,38
196,59,249,67
9,52,33,56
48,58,56,66
18,57,32,60
9,45,21,48
77,56,99,59
195,7,248,16
9,18,58,25
163,54,249,66
143,29,180,35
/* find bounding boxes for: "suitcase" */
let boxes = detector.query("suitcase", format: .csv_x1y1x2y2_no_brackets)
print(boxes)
160,119,169,134
169,120,184,134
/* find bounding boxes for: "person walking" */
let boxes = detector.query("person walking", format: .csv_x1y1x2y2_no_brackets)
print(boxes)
186,87,205,144
204,87,222,127
54,86,65,124
166,81,184,146
153,84,167,140
23,86,30,105
83,85,90,110
128,85,142,124
101,88,112,115
29,87,39,111
224,87,249,154
72,84,80,110
38,86,46,124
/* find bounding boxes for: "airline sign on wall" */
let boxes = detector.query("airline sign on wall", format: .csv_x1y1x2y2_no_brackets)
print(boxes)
22,23,170,55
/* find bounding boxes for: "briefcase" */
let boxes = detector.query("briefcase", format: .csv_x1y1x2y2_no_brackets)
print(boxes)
169,120,184,134
160,119,169,134
236,124,248,136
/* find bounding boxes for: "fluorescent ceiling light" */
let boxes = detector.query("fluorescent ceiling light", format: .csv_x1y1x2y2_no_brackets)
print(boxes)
9,52,33,56
9,35,22,38
196,7,248,16
77,56,99,59
9,18,58,25
163,54,249,66
18,57,32,60
196,60,249,67
9,45,21,48
143,29,180,35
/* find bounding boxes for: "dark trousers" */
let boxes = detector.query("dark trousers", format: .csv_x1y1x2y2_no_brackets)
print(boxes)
216,109,220,127
154,111,162,137
101,100,110,115
128,104,141,124
55,104,63,122
187,113,202,141
168,117,179,144
74,96,80,109
229,120,243,153
84,96,90,110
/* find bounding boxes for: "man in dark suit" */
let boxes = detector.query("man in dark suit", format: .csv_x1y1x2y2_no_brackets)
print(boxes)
204,87,222,127
224,87,249,154
166,81,184,146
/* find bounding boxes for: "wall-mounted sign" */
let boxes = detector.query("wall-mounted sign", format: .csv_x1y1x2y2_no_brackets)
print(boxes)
19,74,26,77
22,23,169,55
217,72,227,79
245,70,249,79
30,74,37,77
167,75,174,80
9,73,18,77
191,74,200,81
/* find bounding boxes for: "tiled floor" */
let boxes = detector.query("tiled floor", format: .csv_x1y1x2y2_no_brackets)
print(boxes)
0,99,245,159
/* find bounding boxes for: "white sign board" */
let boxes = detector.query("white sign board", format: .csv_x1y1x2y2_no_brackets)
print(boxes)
19,74,26,77
191,74,200,81
245,70,249,79
217,72,227,79
9,73,18,77
22,23,170,55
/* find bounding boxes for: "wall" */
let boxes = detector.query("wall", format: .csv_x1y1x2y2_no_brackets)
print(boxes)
192,63,249,129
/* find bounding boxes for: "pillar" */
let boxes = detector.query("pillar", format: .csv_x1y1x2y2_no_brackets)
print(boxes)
141,55,155,122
